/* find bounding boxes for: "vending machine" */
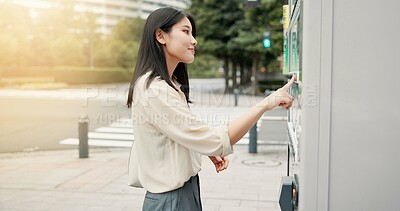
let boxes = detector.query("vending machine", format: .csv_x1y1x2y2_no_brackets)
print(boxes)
279,0,302,210
279,0,400,210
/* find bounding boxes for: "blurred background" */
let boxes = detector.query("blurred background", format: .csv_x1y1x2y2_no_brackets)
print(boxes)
0,0,287,153
0,0,286,92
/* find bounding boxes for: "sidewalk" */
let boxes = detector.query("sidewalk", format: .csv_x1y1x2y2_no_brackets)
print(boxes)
0,144,287,211
0,86,288,210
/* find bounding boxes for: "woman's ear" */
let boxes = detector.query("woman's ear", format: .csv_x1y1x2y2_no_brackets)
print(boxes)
155,29,166,45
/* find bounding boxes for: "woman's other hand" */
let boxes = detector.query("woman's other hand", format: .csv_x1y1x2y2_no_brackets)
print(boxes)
208,156,229,173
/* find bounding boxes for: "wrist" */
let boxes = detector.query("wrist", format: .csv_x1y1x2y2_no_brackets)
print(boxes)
256,99,271,112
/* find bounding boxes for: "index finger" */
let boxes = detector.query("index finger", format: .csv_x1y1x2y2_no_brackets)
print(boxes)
281,74,297,91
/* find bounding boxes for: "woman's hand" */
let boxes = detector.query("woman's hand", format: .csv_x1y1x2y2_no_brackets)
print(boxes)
208,156,229,173
227,74,297,146
263,74,296,110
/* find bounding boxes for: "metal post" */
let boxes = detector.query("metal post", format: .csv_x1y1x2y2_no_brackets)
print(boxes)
249,123,257,153
79,115,89,158
287,145,290,176
233,88,239,106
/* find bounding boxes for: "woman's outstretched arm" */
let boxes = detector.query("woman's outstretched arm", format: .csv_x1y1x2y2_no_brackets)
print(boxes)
228,74,296,145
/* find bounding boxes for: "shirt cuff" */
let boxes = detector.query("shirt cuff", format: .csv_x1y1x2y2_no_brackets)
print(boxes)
216,124,234,156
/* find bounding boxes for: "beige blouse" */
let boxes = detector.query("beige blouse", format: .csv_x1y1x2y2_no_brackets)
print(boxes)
128,71,233,193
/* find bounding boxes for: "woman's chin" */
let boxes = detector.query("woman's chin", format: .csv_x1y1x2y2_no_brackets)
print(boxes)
183,58,195,64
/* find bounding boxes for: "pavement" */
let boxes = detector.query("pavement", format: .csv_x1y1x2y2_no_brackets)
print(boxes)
0,89,289,211
0,145,287,211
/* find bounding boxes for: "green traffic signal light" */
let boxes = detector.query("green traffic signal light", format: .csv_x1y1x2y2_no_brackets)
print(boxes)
263,38,271,48
262,31,271,48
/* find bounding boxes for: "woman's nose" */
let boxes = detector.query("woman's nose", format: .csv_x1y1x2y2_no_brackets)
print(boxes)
191,37,197,46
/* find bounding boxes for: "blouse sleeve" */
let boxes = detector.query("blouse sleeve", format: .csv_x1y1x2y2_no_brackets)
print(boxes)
142,80,233,156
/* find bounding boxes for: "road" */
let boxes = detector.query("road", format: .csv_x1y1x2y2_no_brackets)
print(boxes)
0,79,288,153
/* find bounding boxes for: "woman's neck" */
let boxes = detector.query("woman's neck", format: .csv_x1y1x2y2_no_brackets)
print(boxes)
165,54,178,80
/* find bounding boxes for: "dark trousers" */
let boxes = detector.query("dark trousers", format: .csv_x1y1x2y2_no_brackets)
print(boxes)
142,175,202,211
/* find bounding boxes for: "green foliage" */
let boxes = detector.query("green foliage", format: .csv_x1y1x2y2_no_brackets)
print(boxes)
95,18,143,68
189,0,284,70
0,1,32,66
190,0,243,58
0,0,284,86
53,67,131,84
110,18,144,42
189,54,221,78
52,66,130,72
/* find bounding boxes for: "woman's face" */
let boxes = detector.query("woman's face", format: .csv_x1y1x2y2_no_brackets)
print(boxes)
161,17,197,65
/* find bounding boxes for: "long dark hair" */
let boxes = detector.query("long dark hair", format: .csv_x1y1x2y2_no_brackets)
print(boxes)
126,7,196,108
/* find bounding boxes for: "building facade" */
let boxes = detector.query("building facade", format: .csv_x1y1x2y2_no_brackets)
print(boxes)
13,0,191,35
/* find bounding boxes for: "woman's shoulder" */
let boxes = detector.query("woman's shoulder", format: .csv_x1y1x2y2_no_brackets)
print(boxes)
136,71,151,86
136,71,171,92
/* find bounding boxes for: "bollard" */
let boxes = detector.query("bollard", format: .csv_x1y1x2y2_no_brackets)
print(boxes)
78,115,89,158
249,123,257,153
233,88,239,106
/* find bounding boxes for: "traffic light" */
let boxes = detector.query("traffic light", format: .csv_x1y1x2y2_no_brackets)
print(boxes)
263,31,271,48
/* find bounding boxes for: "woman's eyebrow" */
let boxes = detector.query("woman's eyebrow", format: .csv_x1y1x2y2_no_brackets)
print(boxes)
181,25,192,30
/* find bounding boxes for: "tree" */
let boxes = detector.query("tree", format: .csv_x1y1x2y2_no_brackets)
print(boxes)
235,0,284,93
190,0,243,93
94,18,143,68
189,0,284,93
0,1,33,66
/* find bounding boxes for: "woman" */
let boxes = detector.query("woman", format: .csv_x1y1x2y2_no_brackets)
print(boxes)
127,7,295,211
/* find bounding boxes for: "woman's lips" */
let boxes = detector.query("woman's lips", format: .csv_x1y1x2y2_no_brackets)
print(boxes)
188,48,195,54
